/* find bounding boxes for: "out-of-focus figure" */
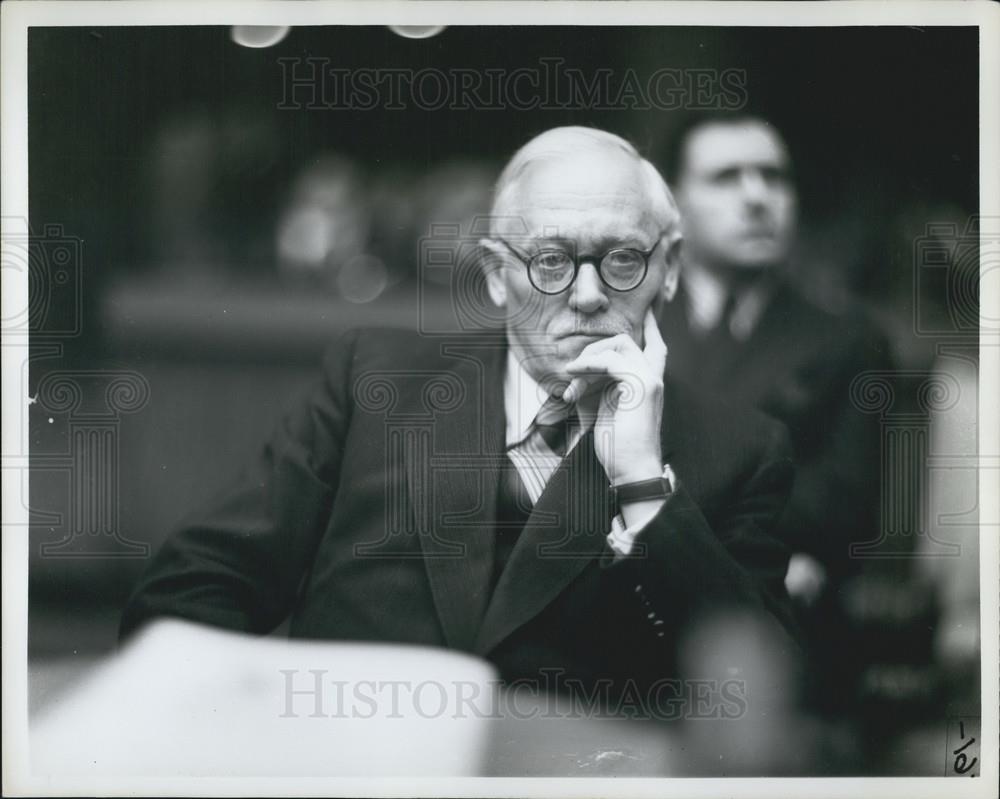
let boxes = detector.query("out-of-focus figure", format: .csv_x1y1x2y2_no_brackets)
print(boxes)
367,165,419,286
412,160,497,283
149,107,282,277
406,160,500,333
276,155,381,300
841,207,981,773
412,161,496,238
674,608,857,775
655,113,893,711
918,350,980,694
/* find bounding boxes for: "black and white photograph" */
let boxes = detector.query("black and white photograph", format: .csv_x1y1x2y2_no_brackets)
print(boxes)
2,1,997,796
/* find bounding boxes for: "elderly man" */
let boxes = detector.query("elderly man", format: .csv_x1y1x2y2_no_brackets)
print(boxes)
121,127,799,698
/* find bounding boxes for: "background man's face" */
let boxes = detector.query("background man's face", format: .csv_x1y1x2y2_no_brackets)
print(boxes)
490,151,671,386
674,120,797,272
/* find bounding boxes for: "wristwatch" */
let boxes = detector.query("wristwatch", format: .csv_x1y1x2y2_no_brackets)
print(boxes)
608,464,674,514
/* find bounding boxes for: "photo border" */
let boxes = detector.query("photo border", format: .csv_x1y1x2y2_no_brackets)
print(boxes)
3,2,997,796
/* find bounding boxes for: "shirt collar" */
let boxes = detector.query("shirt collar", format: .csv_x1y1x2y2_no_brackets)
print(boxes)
504,348,549,448
503,348,597,450
683,264,774,341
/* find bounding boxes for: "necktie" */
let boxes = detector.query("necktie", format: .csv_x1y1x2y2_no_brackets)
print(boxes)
530,394,577,458
492,396,579,592
688,291,739,388
713,290,738,341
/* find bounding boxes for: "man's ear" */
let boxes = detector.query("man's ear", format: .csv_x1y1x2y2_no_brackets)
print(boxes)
479,238,508,308
660,231,684,303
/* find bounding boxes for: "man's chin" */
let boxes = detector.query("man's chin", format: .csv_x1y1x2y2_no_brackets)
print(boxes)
729,241,790,270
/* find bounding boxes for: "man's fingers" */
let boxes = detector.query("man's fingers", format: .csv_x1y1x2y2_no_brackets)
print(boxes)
572,333,637,359
565,349,621,375
566,350,646,385
561,375,591,405
562,371,628,407
643,309,668,363
561,321,666,405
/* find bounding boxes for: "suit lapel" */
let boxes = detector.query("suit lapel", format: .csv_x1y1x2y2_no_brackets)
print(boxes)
474,428,611,656
410,338,683,657
660,283,735,385
731,282,803,366
664,279,794,390
412,341,506,652
473,382,680,657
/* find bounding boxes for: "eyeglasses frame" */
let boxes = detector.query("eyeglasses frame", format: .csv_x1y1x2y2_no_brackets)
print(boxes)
491,237,659,295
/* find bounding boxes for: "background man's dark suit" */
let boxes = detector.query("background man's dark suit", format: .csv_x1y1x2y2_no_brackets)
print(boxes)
121,327,800,693
658,279,891,710
658,280,891,577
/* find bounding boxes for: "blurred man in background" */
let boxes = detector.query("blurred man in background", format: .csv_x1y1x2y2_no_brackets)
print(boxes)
656,113,893,710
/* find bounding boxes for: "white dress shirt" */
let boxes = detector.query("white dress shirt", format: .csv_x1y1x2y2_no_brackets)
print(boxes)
683,264,773,341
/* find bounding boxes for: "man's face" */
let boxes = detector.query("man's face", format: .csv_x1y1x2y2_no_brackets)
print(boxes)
674,120,797,272
486,151,677,386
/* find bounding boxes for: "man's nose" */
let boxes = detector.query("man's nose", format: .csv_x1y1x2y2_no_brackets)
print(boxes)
740,170,769,205
568,261,610,313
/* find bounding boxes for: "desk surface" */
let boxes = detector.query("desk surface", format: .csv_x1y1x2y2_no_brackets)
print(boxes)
30,620,677,781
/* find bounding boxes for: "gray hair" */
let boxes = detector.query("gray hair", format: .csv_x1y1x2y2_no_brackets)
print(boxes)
489,126,680,237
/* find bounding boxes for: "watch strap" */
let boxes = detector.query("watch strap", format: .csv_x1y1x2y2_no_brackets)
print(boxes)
609,467,673,513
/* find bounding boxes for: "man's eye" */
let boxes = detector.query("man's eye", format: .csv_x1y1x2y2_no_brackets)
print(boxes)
533,252,572,271
711,168,740,185
605,250,643,270
761,166,791,185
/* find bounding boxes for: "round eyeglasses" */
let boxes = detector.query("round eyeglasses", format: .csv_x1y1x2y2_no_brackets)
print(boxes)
494,238,656,295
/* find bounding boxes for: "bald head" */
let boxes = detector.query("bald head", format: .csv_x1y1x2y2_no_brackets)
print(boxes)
489,126,680,239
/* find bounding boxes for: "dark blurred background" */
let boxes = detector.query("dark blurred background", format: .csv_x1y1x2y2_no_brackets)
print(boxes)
26,25,980,773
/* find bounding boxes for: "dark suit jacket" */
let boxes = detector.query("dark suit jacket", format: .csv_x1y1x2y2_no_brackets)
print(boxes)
658,280,892,577
121,328,799,693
